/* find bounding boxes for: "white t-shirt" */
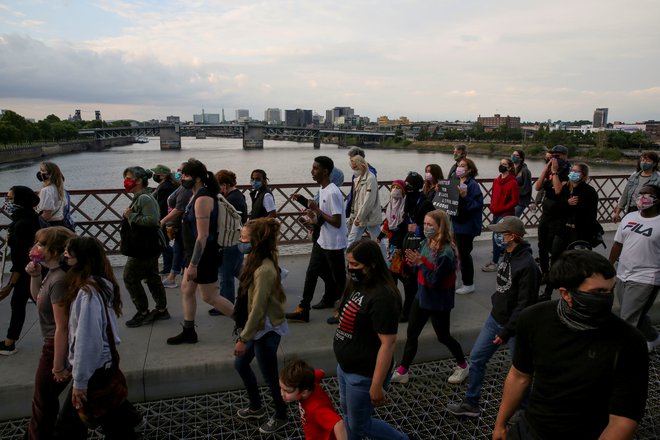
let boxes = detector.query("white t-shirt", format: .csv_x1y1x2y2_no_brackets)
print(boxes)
37,185,64,221
317,183,348,250
614,211,660,285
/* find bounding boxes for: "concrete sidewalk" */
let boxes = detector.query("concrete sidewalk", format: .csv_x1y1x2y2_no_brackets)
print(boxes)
1,232,658,420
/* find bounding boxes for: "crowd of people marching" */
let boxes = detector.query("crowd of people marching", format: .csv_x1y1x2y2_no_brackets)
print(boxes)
0,146,658,439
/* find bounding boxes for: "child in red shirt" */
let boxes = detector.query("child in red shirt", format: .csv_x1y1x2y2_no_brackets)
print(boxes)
279,359,347,440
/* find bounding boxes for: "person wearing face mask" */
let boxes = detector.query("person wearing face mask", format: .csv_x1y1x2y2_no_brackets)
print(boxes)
614,151,660,223
422,163,444,201
448,145,467,179
35,161,68,228
539,163,598,301
160,163,192,289
344,147,377,218
451,158,484,295
120,166,169,328
24,226,76,439
392,209,468,385
511,150,532,217
346,154,382,249
447,217,539,418
493,250,648,440
232,218,289,434
0,186,40,355
150,165,178,276
248,169,276,219
482,158,519,272
333,239,408,440
167,159,234,345
610,184,660,353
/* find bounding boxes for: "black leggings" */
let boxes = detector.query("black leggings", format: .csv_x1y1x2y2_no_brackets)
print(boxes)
454,233,475,286
7,272,30,341
400,297,466,368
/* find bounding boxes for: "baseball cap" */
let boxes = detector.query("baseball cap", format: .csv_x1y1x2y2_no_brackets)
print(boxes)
151,164,171,175
551,145,568,155
487,216,526,236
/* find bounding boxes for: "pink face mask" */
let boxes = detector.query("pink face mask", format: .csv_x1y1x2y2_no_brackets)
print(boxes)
29,248,45,264
455,166,467,178
636,194,657,211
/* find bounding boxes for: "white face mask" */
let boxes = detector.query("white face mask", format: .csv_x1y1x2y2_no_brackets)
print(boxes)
353,169,362,177
391,189,403,199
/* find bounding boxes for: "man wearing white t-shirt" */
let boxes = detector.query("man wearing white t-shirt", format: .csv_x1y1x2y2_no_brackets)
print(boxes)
287,156,348,323
609,184,660,352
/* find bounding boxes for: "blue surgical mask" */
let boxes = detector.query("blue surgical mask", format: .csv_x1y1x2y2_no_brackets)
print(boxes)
641,162,653,172
250,180,262,191
423,227,436,239
493,233,507,251
237,241,252,254
568,171,582,183
511,155,521,164
174,171,182,181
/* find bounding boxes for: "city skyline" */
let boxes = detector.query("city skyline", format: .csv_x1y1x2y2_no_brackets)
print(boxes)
1,1,658,123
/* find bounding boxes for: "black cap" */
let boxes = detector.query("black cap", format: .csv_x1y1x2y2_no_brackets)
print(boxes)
551,145,568,154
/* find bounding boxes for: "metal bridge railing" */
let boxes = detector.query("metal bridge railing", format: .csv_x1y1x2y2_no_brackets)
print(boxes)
0,175,629,254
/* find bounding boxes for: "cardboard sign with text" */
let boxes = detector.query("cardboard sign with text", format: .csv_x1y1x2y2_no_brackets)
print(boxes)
432,178,460,216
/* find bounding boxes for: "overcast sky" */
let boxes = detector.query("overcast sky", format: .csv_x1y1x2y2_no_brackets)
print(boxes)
1,0,658,123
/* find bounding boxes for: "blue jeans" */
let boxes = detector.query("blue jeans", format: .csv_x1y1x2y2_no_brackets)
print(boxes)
337,364,409,440
234,332,287,420
218,245,244,303
163,232,184,275
466,314,516,405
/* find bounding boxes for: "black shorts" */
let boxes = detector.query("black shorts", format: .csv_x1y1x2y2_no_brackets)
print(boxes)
184,241,220,284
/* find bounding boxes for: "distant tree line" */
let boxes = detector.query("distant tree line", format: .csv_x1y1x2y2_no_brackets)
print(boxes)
0,110,136,146
414,122,654,150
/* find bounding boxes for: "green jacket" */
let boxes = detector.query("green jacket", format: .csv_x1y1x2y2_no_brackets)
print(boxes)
129,189,160,227
240,258,286,342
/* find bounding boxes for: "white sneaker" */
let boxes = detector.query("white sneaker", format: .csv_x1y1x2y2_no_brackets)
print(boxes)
162,278,178,289
390,370,409,384
448,364,469,384
648,335,660,353
481,262,498,272
456,285,475,295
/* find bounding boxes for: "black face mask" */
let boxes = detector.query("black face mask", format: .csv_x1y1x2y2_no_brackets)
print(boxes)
498,165,508,173
348,268,365,284
558,289,614,331
181,179,194,190
36,171,49,182
153,175,162,184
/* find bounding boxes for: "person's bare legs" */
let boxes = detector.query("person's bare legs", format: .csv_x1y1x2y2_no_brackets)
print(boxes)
200,283,234,316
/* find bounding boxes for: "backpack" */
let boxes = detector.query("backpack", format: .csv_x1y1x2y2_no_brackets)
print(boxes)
217,193,243,248
62,190,76,232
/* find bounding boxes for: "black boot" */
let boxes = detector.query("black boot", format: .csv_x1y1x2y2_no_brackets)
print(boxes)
167,325,198,345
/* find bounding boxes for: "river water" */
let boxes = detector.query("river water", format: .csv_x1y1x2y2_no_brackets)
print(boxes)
0,137,633,191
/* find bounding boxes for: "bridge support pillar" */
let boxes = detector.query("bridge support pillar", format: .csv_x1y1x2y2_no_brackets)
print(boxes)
337,134,347,148
243,125,264,149
160,124,181,150
313,133,321,149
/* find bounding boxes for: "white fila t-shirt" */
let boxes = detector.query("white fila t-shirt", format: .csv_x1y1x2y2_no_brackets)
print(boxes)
614,211,660,285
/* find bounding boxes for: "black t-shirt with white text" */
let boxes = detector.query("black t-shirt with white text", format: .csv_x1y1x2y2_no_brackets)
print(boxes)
333,286,401,378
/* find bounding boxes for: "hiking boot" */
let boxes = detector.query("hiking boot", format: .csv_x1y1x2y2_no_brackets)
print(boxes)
126,311,154,328
167,326,198,345
448,364,470,384
0,341,17,356
447,399,480,418
456,285,475,295
481,262,497,272
237,406,265,420
149,309,171,321
259,416,287,434
390,370,409,384
286,307,309,323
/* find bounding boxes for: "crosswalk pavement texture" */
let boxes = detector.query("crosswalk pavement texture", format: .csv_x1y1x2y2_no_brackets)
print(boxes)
1,347,658,440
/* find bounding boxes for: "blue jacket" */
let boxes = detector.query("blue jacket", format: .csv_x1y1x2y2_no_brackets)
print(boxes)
451,177,484,236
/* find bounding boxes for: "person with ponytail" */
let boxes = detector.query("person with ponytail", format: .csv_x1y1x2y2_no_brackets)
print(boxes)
36,161,67,227
391,209,468,385
167,159,234,345
233,218,289,434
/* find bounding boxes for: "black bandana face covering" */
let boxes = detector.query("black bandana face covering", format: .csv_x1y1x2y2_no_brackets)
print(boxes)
557,289,614,331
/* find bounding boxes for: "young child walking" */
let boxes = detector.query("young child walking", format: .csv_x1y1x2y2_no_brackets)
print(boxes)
279,359,347,440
